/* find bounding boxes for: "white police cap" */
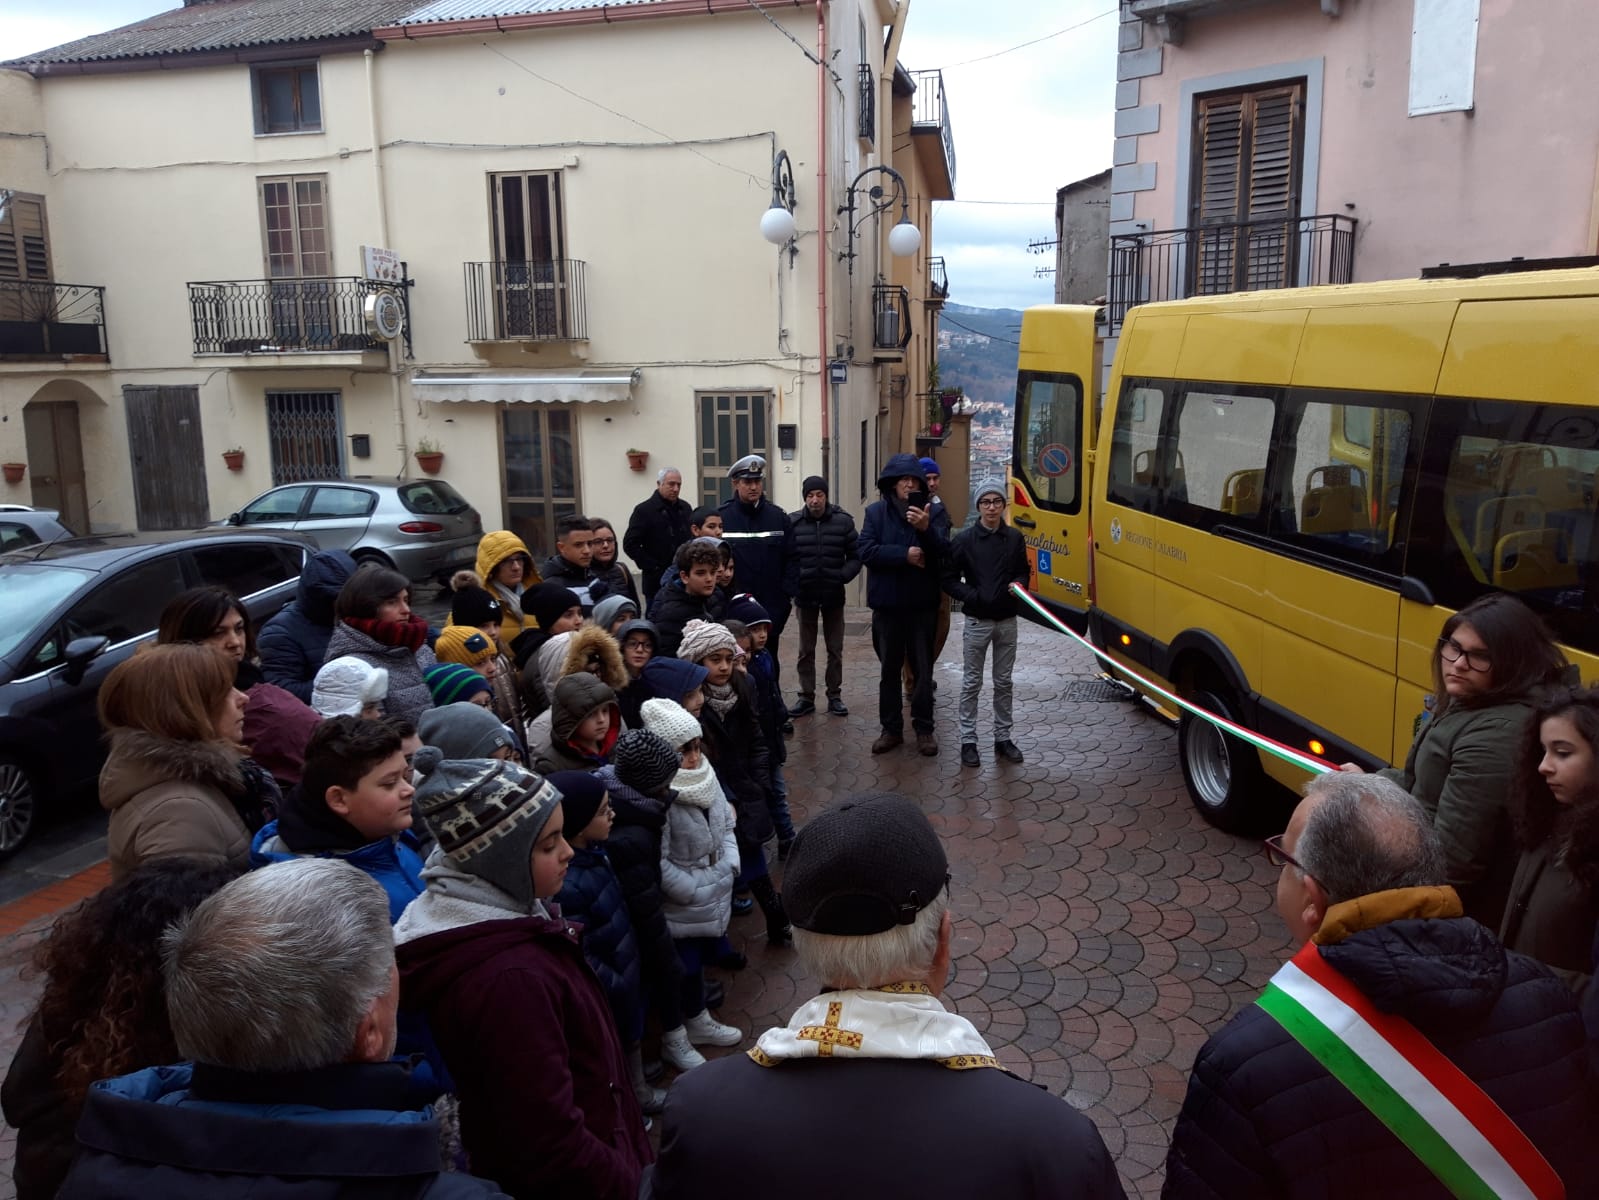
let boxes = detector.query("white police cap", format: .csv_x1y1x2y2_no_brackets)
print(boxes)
728,454,766,481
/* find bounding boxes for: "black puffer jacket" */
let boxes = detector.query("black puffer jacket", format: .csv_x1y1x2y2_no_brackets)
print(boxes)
647,582,719,659
1163,912,1599,1199
623,493,694,588
786,504,861,609
596,766,682,1009
257,550,356,703
698,680,774,847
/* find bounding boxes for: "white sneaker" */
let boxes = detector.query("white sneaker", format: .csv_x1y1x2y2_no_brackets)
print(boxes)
660,1027,706,1072
683,1010,743,1048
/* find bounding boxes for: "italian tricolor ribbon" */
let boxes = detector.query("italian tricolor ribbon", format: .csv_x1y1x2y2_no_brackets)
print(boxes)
1257,943,1564,1199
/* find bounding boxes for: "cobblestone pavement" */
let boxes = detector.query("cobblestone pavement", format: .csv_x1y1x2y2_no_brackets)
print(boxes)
0,609,1295,1198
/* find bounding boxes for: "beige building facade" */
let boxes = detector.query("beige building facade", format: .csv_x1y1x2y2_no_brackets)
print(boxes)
0,0,954,563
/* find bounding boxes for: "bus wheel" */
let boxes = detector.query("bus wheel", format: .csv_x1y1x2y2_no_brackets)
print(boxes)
1179,688,1266,835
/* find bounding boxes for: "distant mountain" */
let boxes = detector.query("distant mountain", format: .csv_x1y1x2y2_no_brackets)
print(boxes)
935,304,1024,483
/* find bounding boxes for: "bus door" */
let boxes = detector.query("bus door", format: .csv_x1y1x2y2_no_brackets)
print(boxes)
1010,306,1098,631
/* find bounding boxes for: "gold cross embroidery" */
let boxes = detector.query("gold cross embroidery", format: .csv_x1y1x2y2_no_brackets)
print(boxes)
795,1001,864,1057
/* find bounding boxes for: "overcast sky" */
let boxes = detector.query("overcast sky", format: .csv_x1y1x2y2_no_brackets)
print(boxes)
4,0,1117,311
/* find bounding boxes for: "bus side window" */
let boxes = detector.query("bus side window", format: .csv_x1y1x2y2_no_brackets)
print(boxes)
1106,382,1167,512
1161,386,1278,530
1410,398,1599,657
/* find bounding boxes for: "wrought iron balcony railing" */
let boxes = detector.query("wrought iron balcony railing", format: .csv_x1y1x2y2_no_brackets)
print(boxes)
927,256,949,303
858,63,876,144
872,282,912,353
0,281,107,359
909,69,957,193
464,259,587,342
188,276,396,355
1107,213,1356,332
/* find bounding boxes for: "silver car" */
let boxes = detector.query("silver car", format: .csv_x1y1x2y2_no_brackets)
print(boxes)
221,478,483,582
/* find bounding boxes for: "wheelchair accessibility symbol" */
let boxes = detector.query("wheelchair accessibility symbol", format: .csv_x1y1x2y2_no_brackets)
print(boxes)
1037,549,1053,576
1109,518,1123,545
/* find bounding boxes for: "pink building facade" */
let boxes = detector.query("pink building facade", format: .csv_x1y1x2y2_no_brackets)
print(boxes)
1107,0,1599,325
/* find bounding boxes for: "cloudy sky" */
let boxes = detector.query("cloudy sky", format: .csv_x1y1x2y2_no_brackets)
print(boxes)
4,0,1117,311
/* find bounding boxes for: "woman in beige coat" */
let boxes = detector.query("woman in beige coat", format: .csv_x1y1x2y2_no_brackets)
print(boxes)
98,643,256,880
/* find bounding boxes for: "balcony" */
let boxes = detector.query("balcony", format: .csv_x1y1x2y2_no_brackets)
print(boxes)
465,260,588,344
872,282,912,359
189,277,397,357
1107,213,1356,333
858,63,876,144
926,256,949,304
0,281,107,361
909,69,956,200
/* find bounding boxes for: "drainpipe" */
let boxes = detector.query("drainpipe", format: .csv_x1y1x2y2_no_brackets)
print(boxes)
366,48,408,476
816,0,830,489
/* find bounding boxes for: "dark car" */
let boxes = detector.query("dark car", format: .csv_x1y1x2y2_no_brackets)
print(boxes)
0,529,310,856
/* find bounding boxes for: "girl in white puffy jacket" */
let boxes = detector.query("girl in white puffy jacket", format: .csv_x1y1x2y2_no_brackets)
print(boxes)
641,698,744,1049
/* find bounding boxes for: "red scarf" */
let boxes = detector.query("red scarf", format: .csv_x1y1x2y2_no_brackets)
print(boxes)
344,615,429,653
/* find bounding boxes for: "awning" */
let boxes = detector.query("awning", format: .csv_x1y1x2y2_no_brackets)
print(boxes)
412,369,640,405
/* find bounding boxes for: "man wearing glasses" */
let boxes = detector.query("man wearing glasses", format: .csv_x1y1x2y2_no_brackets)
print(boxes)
940,477,1030,769
1163,772,1595,1198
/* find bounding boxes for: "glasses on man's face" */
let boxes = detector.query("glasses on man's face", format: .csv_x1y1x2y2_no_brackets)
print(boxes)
1437,637,1492,673
977,497,1005,508
1263,834,1308,874
623,638,652,652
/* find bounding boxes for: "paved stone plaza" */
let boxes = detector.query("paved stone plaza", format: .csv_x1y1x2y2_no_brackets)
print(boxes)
0,612,1295,1198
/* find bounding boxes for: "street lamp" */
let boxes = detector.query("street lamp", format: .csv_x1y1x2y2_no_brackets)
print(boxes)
838,165,922,275
760,149,798,262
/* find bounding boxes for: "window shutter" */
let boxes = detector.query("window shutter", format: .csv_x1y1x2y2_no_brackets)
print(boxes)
1246,87,1300,220
1193,96,1244,294
0,195,51,282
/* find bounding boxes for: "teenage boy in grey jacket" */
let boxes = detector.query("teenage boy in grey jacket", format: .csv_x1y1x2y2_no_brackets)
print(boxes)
941,477,1030,768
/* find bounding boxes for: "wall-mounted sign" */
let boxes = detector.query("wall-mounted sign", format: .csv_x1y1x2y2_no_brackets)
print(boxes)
364,291,405,341
828,359,848,384
361,245,403,284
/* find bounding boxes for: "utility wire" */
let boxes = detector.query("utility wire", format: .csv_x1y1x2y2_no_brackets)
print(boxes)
943,314,1020,345
936,8,1117,70
744,0,842,83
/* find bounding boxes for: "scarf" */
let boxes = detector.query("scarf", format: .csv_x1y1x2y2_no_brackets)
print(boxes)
489,580,526,627
671,758,724,812
704,680,738,718
394,848,549,946
748,984,1000,1071
343,615,429,653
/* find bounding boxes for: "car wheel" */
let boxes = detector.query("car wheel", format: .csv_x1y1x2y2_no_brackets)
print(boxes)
1178,687,1269,835
0,756,38,857
352,550,394,569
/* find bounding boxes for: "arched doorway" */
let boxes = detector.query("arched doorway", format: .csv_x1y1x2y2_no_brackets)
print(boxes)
23,379,94,534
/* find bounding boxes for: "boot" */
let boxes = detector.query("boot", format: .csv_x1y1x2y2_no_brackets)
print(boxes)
749,874,792,946
626,1046,668,1115
660,1026,706,1072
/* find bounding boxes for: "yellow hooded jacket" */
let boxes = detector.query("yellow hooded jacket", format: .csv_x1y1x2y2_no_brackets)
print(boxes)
474,530,543,647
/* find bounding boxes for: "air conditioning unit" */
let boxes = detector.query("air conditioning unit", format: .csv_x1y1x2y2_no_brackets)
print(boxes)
876,306,900,348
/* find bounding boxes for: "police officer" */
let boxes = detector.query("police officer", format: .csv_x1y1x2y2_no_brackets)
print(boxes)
716,455,797,672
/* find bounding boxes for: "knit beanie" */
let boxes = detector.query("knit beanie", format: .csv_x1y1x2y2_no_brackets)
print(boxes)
725,593,772,629
434,625,497,668
528,582,582,631
450,574,503,630
612,728,680,797
548,770,608,840
424,662,493,707
972,476,1007,506
418,702,515,760
918,456,941,478
615,618,659,652
640,698,703,752
312,657,389,718
802,475,828,498
412,750,562,911
592,593,638,632
640,656,708,702
676,618,736,664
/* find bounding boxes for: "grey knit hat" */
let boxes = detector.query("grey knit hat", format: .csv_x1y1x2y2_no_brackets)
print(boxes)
592,593,638,631
972,476,1007,506
412,751,563,911
612,729,680,797
418,702,515,761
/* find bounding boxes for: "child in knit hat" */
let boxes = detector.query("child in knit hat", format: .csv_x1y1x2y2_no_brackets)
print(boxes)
675,621,790,946
549,769,667,1117
725,593,797,859
312,656,389,719
446,571,527,749
597,728,710,1076
640,700,745,1052
395,754,653,1196
418,702,518,762
423,661,493,709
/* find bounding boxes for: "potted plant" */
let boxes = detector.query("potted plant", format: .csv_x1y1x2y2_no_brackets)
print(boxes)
1,462,25,485
626,448,649,473
222,447,245,471
414,437,444,475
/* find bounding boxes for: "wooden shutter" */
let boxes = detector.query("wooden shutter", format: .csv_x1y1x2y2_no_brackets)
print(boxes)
0,194,51,282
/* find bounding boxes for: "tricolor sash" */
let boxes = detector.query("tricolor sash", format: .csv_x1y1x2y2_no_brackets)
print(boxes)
1257,942,1564,1200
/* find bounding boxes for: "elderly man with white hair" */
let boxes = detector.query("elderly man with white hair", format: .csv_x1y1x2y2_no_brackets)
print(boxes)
644,792,1125,1200
624,466,694,591
1163,771,1597,1199
58,859,503,1198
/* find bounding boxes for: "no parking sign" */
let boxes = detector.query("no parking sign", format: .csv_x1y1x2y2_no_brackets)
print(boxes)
1037,443,1073,478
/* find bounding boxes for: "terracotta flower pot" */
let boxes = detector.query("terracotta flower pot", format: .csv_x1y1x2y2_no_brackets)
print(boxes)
415,451,444,475
627,451,649,473
222,451,245,471
1,463,24,485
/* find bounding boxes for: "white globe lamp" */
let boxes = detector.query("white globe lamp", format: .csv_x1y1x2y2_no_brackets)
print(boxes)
761,205,797,246
888,218,923,257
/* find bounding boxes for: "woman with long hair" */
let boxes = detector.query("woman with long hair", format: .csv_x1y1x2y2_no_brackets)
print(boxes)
157,586,319,792
1501,685,1599,994
1,859,239,1200
98,643,263,878
1372,592,1569,928
589,518,640,608
321,564,437,723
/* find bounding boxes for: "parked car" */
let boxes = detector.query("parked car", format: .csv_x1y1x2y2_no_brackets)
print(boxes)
0,509,74,552
0,529,311,856
219,478,483,583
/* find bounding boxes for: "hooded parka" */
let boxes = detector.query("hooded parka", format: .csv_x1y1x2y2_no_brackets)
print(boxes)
99,732,251,880
657,761,738,938
257,550,356,702
475,531,543,647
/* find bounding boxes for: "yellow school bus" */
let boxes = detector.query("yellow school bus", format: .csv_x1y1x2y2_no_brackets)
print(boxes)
1011,270,1599,832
